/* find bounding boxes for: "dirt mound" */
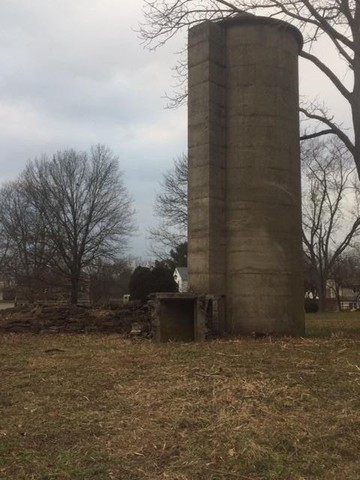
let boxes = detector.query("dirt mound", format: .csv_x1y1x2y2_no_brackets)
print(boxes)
0,304,150,334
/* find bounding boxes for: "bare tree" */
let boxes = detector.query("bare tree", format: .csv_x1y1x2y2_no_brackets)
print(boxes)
0,224,10,272
0,180,54,301
139,0,360,177
149,153,188,256
23,145,135,304
302,137,360,311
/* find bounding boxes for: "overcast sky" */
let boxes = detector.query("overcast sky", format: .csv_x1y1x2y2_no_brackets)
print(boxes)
0,0,352,260
0,0,187,260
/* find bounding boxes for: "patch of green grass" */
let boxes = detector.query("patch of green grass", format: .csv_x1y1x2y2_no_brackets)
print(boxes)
306,311,360,337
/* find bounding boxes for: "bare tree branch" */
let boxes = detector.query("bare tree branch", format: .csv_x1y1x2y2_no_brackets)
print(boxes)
300,106,355,154
300,129,334,140
300,50,352,100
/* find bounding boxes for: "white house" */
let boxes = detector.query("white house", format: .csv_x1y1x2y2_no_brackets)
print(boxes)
173,267,188,293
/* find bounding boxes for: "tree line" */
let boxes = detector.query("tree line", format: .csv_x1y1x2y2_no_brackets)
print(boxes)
2,139,358,311
0,145,135,304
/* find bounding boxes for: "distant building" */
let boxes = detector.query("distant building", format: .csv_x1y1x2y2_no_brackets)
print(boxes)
173,267,188,293
326,280,360,311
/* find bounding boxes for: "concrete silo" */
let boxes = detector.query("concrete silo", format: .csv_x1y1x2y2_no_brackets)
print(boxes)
188,16,305,335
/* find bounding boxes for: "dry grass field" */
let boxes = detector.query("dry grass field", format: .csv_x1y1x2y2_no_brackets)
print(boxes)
1,313,360,480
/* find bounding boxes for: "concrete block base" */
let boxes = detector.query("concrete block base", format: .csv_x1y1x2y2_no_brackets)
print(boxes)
149,293,225,342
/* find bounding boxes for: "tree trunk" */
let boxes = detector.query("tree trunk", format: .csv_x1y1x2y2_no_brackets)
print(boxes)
70,275,79,305
317,282,327,313
335,288,342,312
352,22,360,179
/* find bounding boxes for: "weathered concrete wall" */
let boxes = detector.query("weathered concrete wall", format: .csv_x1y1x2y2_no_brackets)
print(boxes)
188,21,227,295
188,16,305,335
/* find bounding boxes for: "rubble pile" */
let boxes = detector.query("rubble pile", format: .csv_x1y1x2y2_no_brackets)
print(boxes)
0,303,151,335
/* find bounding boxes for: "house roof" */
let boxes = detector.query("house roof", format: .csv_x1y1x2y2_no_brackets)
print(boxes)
174,267,188,281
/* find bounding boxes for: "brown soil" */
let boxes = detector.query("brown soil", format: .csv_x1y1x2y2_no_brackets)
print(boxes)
0,303,150,334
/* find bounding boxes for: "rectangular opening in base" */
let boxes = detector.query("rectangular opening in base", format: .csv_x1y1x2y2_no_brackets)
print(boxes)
159,298,195,342
150,293,225,342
